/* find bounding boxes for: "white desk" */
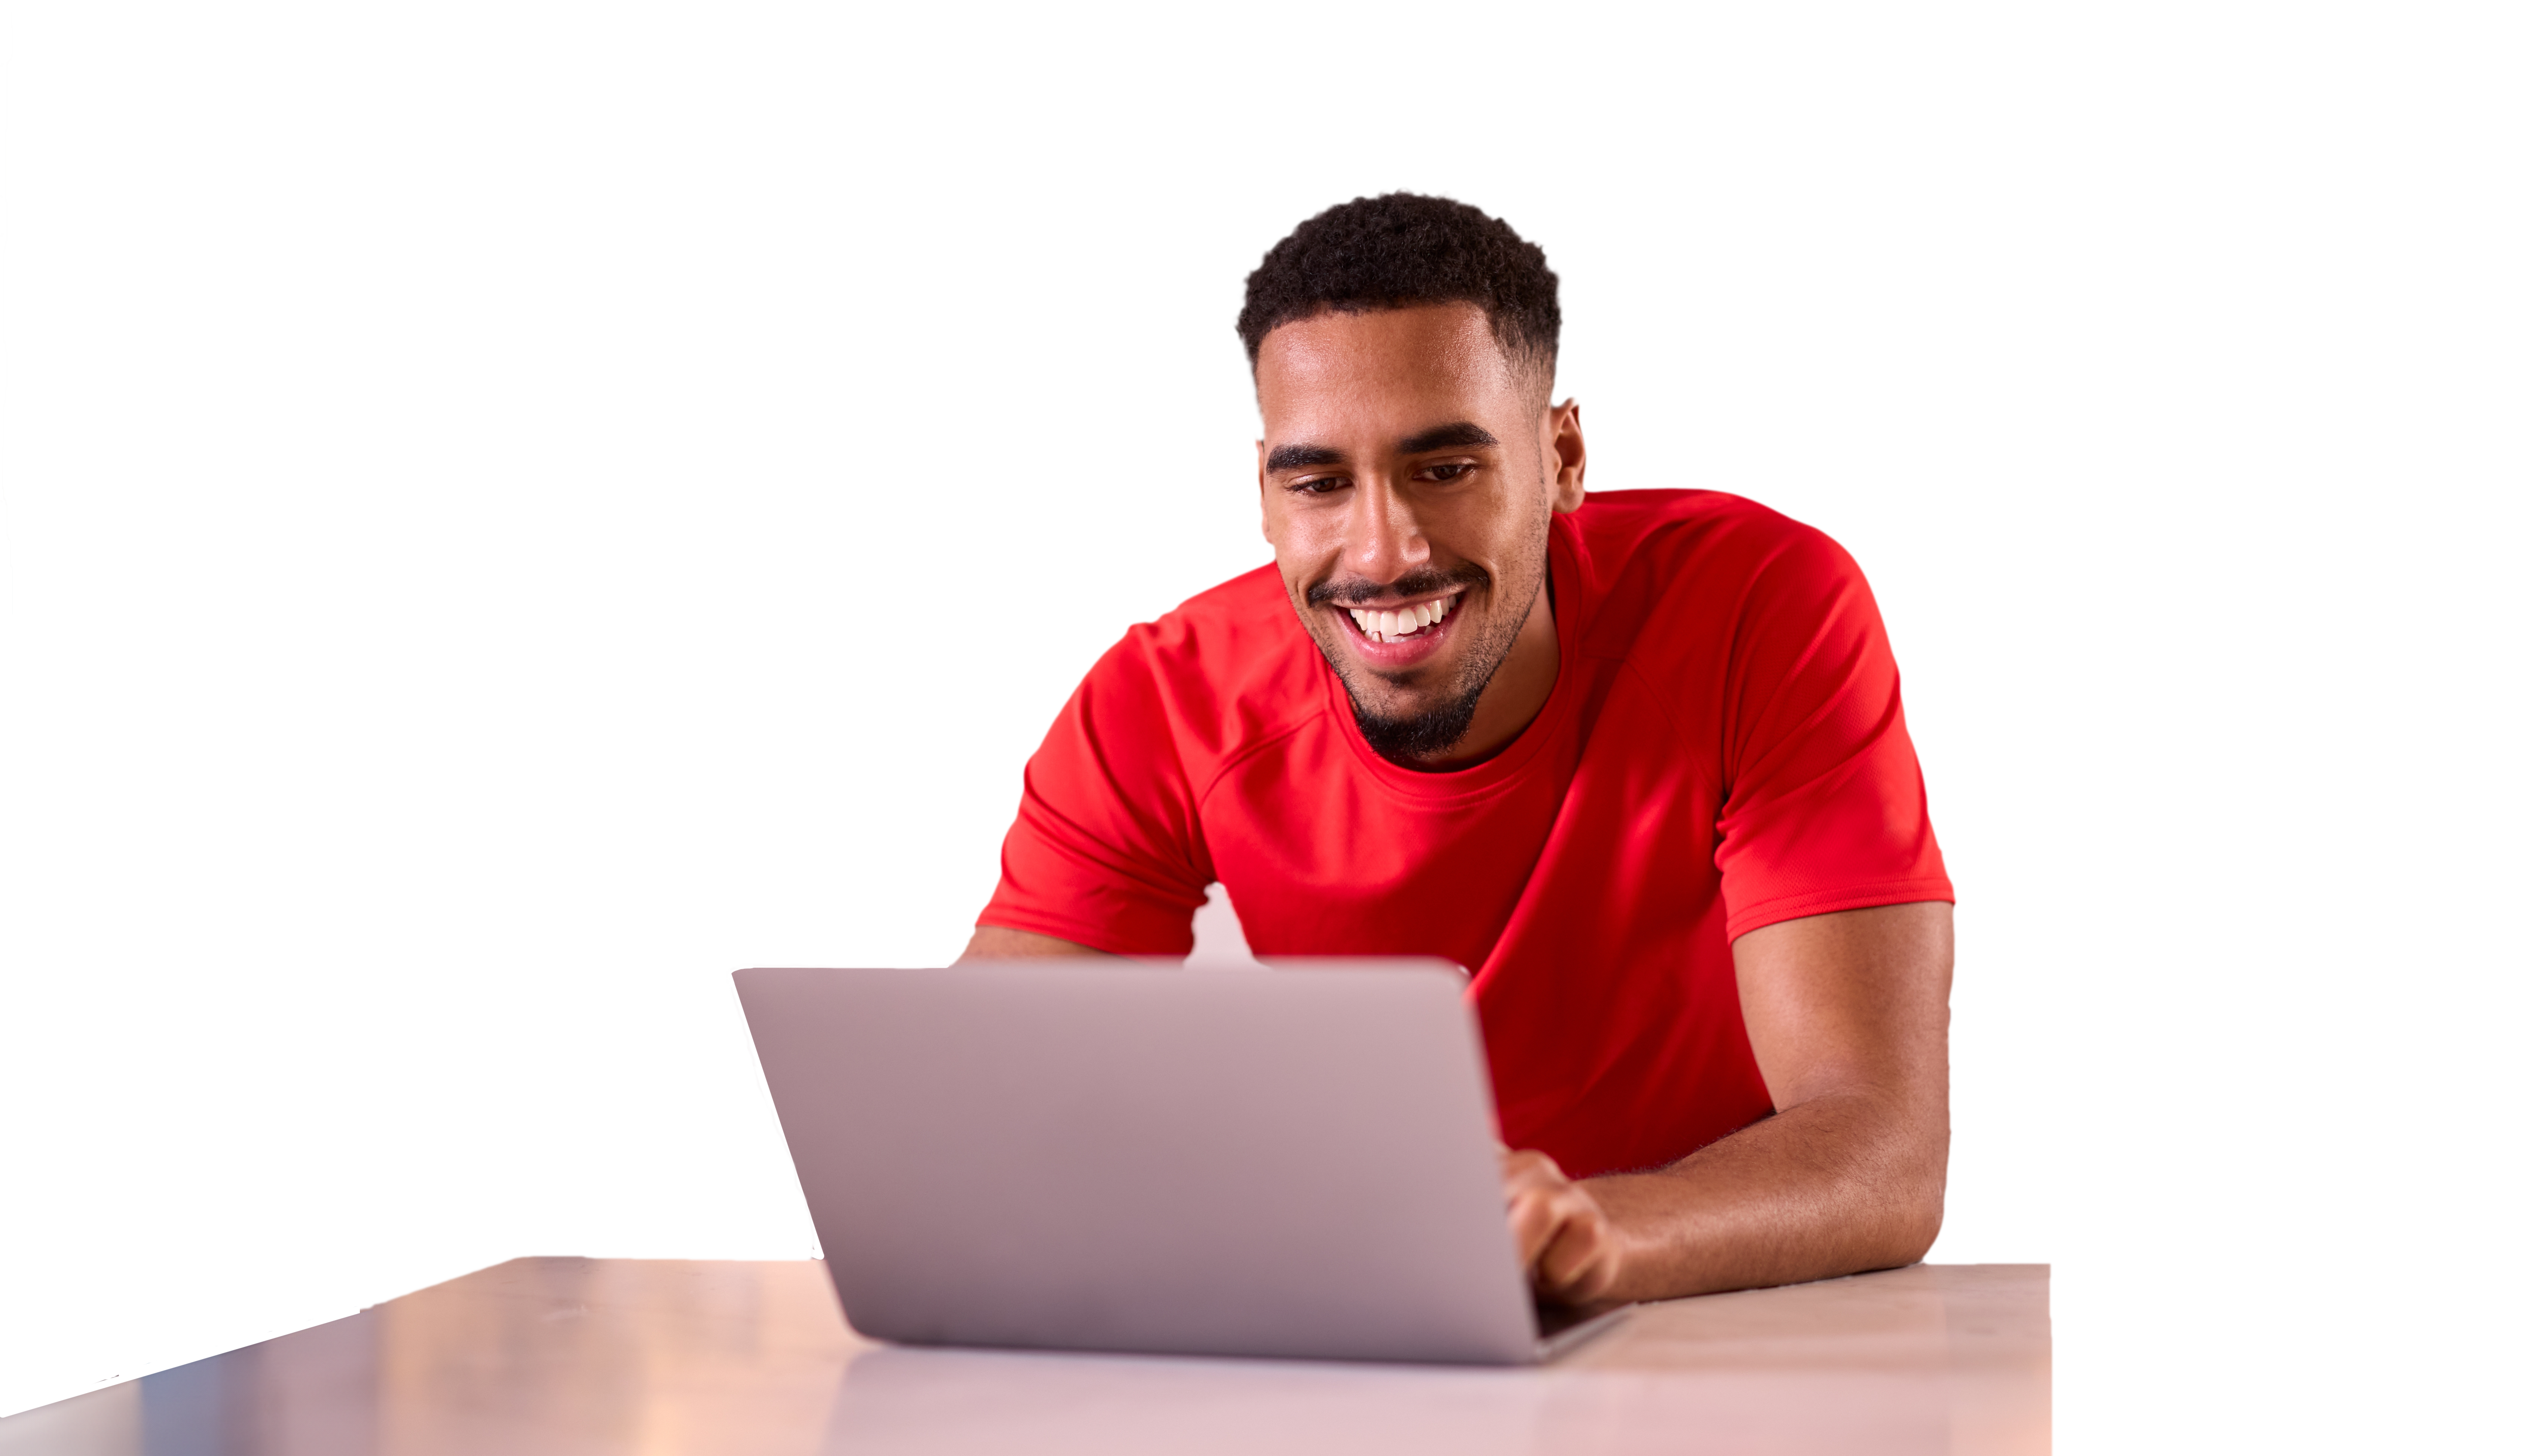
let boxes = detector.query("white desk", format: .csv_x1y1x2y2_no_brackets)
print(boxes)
0,1258,2048,1454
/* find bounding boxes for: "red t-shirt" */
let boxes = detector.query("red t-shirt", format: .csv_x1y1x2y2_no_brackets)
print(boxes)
980,489,1953,1176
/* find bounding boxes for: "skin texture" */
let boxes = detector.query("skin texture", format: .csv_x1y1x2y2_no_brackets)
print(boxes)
964,302,1955,1303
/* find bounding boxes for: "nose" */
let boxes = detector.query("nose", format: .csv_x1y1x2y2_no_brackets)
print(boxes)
1344,477,1429,587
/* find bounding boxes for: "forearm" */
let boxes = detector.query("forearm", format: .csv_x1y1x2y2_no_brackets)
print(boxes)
1583,1084,1946,1302
959,924,1107,959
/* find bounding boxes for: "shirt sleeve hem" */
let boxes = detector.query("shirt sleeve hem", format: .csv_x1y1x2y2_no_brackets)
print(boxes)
1723,877,1958,942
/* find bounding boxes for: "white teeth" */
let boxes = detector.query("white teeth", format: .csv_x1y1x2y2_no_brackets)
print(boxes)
1346,596,1458,643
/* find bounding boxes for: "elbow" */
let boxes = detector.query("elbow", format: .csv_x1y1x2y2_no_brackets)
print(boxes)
1843,1184,1944,1279
1892,1184,1946,1266
1884,1093,1951,1266
1874,1143,1950,1269
1849,1119,1948,1273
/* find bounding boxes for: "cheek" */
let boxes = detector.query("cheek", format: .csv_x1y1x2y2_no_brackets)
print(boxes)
1263,504,1341,569
1471,491,1550,574
1435,476,1527,548
1262,526,1326,608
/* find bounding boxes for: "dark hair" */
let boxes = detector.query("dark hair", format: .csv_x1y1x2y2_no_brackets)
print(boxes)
1237,193,1560,386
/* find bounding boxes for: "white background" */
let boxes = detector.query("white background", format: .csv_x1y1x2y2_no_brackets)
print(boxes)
3,3,2537,1448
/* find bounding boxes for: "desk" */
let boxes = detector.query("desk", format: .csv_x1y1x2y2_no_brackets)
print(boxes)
0,1259,2048,1455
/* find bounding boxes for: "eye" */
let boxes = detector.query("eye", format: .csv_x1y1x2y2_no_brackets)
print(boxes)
1285,475,1350,495
1416,462,1479,484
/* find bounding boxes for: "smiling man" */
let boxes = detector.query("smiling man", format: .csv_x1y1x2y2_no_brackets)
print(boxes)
965,194,1956,1306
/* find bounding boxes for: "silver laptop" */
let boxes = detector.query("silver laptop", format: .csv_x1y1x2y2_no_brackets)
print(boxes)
734,959,1628,1365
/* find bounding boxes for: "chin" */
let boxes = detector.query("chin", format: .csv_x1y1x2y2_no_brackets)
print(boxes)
1347,658,1451,699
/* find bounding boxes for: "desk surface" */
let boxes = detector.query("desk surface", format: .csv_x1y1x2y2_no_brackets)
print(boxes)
1,1258,2048,1455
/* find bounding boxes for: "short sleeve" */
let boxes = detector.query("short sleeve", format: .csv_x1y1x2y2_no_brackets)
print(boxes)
1711,530,1954,941
977,629,1214,954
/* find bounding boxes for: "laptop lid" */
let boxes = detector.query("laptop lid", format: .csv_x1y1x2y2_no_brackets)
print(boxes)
735,960,1564,1365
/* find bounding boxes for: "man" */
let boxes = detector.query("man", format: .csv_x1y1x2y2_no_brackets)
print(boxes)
964,194,1955,1307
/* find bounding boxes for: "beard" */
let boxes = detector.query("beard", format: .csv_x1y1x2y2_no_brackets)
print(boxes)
1347,666,1500,764
1308,512,1550,770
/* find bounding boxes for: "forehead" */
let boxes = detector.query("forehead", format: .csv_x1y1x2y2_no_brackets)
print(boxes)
1254,304,1518,441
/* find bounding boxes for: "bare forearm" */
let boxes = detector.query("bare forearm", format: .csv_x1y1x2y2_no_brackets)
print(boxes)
1558,901,1957,1303
959,925,1106,959
1583,1085,1946,1302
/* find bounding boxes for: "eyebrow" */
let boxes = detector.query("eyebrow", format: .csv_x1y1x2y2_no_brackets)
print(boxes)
1263,422,1500,474
1398,421,1499,454
1264,442,1349,472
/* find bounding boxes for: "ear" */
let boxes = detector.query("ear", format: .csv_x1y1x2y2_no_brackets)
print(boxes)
1543,399,1588,513
1256,438,1274,544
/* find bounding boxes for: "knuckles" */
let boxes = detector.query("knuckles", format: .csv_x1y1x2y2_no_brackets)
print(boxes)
1497,1148,1624,1303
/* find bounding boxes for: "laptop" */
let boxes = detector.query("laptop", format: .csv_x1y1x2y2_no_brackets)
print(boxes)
734,959,1629,1364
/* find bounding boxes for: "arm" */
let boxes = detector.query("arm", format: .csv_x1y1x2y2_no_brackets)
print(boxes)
1504,900,1953,1303
959,925,1109,959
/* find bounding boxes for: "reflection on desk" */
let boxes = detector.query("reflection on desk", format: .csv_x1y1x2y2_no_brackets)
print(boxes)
0,1257,2048,1455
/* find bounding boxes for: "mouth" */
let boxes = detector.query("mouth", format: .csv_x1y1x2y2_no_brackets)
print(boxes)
1329,590,1466,666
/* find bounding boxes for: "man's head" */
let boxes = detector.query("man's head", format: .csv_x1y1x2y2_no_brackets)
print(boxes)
1241,194,1586,767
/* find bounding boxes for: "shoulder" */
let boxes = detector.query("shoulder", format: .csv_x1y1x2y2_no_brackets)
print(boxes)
1126,561,1294,658
1084,561,1327,764
1565,490,1869,653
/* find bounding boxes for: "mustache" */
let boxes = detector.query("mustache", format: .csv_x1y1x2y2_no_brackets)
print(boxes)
1304,563,1489,609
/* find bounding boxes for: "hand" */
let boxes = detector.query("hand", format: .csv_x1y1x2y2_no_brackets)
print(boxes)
1500,1147,1624,1305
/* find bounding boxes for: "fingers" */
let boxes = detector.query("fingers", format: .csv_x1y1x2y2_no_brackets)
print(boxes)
1500,1149,1622,1304
1534,1193,1618,1301
1506,1184,1564,1278
1500,1149,1567,1268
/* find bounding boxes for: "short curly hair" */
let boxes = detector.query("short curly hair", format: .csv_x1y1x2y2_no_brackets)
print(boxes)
1237,193,1561,389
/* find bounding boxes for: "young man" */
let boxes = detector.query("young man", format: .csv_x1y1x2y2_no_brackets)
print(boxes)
965,194,1956,1306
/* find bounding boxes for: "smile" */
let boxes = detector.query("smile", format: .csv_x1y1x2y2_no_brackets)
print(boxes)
1338,592,1462,646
